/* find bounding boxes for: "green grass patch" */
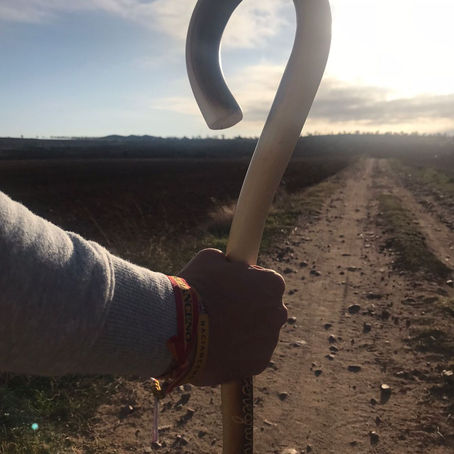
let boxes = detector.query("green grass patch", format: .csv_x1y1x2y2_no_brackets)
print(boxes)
391,159,454,198
297,179,341,218
260,196,302,253
378,194,451,278
0,375,115,454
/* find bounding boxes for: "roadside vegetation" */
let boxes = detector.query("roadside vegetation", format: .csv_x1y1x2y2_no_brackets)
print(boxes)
378,194,451,279
0,375,116,453
391,159,454,199
204,174,343,255
438,298,454,317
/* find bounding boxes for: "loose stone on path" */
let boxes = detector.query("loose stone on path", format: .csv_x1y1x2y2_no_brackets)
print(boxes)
348,304,361,314
280,448,298,454
380,384,392,398
369,431,380,445
278,392,289,401
292,340,307,348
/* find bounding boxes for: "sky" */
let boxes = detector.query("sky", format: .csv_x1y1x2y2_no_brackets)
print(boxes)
0,0,453,138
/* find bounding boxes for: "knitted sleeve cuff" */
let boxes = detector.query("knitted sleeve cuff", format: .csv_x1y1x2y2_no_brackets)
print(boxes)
83,255,177,377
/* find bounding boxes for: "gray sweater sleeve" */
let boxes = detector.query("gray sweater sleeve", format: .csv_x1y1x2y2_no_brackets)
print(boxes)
0,191,176,377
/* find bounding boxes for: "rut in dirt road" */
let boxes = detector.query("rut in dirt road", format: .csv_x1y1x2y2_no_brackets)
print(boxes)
254,158,453,454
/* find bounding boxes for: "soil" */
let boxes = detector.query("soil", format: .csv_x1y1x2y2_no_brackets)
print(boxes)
88,158,454,454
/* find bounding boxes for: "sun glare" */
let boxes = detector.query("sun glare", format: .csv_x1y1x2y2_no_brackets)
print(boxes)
328,0,454,97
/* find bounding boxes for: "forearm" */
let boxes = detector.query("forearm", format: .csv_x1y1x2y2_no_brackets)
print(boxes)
0,191,176,377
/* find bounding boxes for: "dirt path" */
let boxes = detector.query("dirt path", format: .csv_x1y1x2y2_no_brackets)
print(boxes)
91,158,454,454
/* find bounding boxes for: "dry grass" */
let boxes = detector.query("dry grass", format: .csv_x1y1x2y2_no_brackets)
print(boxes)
378,194,452,279
438,298,454,317
391,159,454,203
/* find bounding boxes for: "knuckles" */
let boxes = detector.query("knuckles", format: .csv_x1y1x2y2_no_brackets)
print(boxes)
258,269,286,299
272,271,286,295
278,305,289,327
183,249,288,386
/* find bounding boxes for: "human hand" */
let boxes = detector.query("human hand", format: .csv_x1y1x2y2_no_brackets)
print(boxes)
179,248,287,386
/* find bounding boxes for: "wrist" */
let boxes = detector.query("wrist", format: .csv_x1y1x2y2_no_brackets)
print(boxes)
157,276,208,394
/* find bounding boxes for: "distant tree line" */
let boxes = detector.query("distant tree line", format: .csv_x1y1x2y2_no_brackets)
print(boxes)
0,133,452,160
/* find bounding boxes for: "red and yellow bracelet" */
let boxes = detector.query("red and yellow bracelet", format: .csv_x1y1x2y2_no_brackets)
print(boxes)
150,276,209,443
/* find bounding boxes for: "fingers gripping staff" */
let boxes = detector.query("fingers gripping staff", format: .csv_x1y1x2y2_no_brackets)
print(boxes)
186,0,332,452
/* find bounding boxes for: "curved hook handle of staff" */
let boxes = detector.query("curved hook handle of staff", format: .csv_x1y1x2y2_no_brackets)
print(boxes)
187,1,332,453
186,0,243,130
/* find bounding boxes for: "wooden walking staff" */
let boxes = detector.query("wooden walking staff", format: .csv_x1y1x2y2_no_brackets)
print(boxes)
186,0,332,452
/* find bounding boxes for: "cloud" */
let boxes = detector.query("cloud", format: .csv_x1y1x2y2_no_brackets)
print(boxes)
0,0,147,24
222,0,289,49
151,63,285,128
225,65,454,126
151,96,199,117
0,0,90,23
132,0,290,49
229,63,285,120
0,0,289,49
313,79,454,124
152,63,454,134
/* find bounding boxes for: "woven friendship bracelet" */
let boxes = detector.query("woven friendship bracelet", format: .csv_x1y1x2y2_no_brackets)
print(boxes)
167,276,197,376
150,276,209,443
182,310,209,384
